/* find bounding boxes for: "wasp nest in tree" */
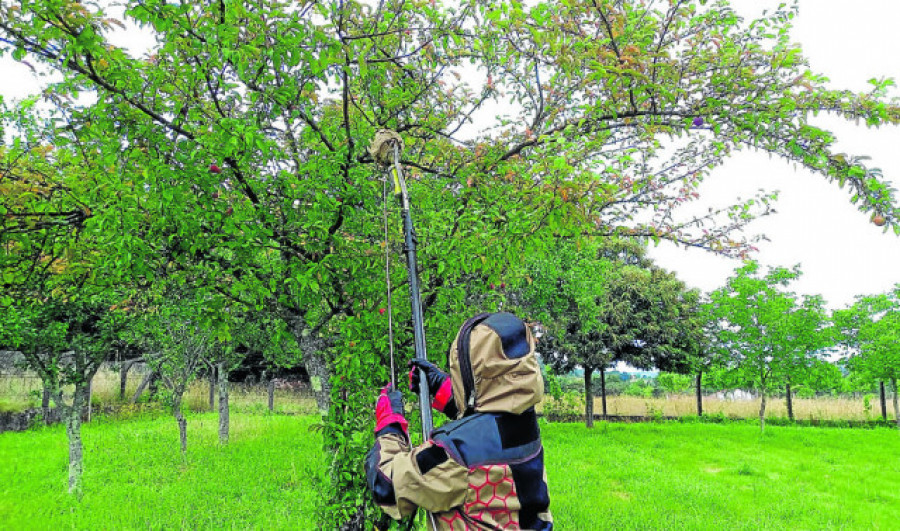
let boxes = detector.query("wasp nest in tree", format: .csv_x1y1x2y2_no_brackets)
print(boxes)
368,129,404,166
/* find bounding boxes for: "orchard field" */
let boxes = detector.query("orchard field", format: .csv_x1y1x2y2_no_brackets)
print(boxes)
3,408,899,530
3,0,900,528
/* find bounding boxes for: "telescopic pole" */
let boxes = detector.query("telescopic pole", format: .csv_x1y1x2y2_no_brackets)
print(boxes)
388,142,438,531
390,142,434,440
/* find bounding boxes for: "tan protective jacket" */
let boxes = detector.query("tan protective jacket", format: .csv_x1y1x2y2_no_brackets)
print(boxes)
366,312,552,530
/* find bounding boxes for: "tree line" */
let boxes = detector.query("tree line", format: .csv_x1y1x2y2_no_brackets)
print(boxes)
514,240,900,432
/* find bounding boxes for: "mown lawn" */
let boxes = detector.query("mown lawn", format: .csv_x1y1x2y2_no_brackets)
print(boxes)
2,413,899,529
547,421,900,530
0,413,325,529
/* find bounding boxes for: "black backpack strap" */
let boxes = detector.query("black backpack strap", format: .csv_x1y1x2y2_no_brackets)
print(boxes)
456,312,492,415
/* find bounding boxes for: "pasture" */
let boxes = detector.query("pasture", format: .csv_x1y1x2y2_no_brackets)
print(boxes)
2,410,899,529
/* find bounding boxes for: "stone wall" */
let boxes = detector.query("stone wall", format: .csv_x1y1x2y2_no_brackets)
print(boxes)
0,408,62,433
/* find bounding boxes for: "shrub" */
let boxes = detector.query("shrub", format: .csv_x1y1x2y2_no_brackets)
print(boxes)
543,391,585,420
625,381,653,398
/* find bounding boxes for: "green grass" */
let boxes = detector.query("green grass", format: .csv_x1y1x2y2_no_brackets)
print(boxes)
546,421,900,530
2,414,900,530
0,412,325,529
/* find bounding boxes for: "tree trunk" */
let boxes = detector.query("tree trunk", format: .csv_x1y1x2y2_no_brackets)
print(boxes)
64,387,85,497
695,371,703,417
148,372,159,398
208,364,216,412
305,352,331,414
880,381,888,421
41,386,51,424
84,377,93,423
759,391,767,432
288,320,332,414
786,382,793,422
119,360,137,401
268,377,275,412
131,370,156,403
600,366,608,418
893,378,899,430
172,392,187,455
584,367,594,428
217,362,229,445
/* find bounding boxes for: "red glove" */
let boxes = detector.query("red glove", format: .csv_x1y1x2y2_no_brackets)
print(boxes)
374,385,408,436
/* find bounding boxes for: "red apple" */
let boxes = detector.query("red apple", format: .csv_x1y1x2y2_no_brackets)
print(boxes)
872,214,887,227
500,283,506,289
379,308,386,315
209,163,222,174
489,283,495,290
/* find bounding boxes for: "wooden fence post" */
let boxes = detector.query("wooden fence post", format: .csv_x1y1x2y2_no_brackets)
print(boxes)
695,372,703,417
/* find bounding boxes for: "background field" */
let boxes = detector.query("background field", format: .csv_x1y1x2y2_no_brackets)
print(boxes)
3,367,896,424
587,394,894,422
0,369,318,416
3,410,899,529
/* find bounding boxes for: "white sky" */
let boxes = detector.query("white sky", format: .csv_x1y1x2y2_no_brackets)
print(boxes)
649,0,900,309
2,0,898,310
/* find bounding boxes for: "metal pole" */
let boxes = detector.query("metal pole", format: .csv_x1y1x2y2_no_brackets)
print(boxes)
401,207,434,439
391,143,434,439
391,143,438,531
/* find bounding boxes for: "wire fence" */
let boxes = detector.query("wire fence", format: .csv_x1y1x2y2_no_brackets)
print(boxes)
1,360,896,425
539,392,897,424
0,363,317,417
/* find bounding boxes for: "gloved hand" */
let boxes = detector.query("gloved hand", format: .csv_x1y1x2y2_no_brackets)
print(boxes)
408,359,457,417
374,384,408,437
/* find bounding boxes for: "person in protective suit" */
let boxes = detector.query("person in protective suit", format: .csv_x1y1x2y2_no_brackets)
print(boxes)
366,312,553,530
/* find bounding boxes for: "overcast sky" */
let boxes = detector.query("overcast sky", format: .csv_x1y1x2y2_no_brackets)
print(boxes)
2,0,898,309
649,0,900,308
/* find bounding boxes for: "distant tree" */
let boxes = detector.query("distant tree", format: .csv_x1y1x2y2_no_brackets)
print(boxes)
705,262,831,430
231,313,303,412
833,294,893,421
780,295,833,420
520,238,702,427
132,290,220,455
203,339,248,446
676,297,715,417
840,287,900,429
656,372,694,394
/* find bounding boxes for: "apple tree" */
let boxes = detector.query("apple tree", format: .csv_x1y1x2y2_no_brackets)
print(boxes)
128,286,223,455
0,98,135,496
0,297,126,496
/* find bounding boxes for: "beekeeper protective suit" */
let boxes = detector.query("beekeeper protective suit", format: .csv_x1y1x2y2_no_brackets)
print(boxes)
366,312,552,530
